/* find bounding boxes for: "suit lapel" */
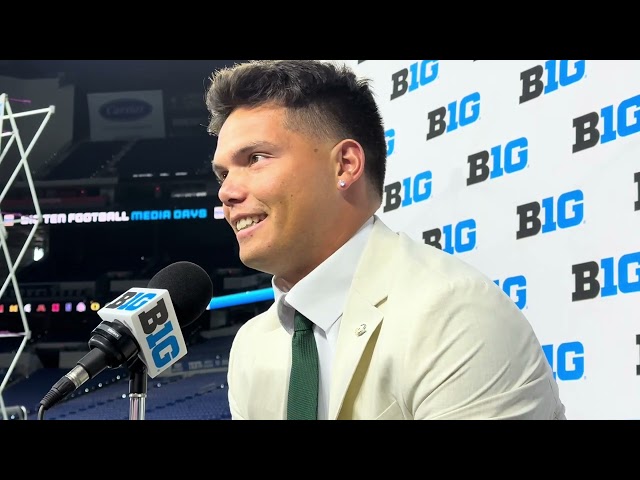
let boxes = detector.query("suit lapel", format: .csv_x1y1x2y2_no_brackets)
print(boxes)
329,290,383,419
328,217,400,419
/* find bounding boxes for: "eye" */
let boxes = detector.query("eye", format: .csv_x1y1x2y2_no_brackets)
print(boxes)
216,171,227,185
249,154,266,165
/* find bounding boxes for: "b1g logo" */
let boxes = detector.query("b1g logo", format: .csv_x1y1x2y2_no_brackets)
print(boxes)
422,219,476,254
104,290,182,370
136,298,181,369
516,189,584,239
636,334,640,376
634,172,639,211
390,60,438,101
386,129,395,157
104,290,155,311
542,341,585,381
426,92,480,141
572,93,640,153
519,60,585,104
467,137,528,186
383,170,432,212
571,251,640,301
493,275,527,309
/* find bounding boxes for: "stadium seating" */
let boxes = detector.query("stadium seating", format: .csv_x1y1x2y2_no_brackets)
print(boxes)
2,336,234,420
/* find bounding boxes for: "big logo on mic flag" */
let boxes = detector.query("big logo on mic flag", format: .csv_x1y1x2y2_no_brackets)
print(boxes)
99,288,187,377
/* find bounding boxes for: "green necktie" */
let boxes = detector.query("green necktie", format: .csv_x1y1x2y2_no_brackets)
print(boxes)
287,310,319,420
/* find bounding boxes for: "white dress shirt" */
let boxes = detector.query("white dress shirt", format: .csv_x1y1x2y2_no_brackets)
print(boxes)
272,216,375,420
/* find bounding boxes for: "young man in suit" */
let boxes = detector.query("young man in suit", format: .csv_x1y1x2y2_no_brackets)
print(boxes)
206,60,566,420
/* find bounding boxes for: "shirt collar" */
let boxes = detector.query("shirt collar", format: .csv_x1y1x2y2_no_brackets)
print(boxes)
272,216,375,331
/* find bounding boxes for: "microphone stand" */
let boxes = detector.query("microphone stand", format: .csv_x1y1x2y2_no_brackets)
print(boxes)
127,357,147,420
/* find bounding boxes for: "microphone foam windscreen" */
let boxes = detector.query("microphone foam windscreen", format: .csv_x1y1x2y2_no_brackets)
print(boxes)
147,261,213,327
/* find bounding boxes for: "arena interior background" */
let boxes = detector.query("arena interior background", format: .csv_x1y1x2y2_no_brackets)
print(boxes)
1,60,638,420
332,60,640,420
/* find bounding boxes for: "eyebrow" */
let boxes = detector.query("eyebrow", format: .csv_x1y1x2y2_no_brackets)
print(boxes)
211,140,279,174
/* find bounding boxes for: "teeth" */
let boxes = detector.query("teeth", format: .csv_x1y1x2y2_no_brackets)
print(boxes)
236,216,263,231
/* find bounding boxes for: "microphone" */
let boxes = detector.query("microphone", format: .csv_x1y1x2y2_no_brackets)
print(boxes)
39,261,213,412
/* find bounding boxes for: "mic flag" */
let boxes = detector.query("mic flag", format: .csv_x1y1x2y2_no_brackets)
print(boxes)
38,261,213,412
97,287,186,378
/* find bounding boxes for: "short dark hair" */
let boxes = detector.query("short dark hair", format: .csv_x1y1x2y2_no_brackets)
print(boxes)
205,60,387,200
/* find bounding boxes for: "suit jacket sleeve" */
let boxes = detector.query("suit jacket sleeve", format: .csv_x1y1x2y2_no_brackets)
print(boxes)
396,273,564,420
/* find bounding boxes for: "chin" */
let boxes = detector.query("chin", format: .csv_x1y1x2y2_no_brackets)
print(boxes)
239,250,265,271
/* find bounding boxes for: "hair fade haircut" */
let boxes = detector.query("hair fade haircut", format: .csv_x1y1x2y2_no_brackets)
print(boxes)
205,59,387,200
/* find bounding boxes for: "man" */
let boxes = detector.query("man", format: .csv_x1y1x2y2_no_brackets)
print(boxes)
206,59,566,420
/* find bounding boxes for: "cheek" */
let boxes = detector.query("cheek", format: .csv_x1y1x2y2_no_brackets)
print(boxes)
260,166,332,214
254,175,286,202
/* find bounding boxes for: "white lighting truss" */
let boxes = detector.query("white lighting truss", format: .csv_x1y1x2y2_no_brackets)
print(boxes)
0,93,55,420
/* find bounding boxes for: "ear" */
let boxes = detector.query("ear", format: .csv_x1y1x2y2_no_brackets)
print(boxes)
333,139,365,187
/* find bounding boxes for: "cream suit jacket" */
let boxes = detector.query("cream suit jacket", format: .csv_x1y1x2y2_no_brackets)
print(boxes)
226,217,567,420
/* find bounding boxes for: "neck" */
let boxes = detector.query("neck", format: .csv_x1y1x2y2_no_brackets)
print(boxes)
275,213,373,289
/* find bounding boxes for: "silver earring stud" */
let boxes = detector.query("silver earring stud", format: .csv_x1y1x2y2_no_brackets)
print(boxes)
339,180,346,188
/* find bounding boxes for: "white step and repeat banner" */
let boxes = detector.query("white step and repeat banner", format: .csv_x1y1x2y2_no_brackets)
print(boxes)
334,60,640,420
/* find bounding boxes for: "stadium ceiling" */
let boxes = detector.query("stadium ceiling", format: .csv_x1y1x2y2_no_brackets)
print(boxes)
0,60,248,93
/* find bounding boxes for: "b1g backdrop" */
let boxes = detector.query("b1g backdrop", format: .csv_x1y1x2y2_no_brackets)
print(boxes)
335,60,640,420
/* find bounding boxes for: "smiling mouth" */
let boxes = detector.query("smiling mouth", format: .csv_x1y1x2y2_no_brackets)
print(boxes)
235,215,267,232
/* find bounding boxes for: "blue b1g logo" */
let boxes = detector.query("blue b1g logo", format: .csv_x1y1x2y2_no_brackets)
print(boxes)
426,92,480,141
572,251,640,301
422,219,476,254
383,170,432,212
542,341,584,381
519,60,585,104
635,172,640,211
516,189,584,239
386,129,395,156
573,93,640,153
104,290,157,311
390,60,439,101
137,298,182,369
494,275,527,309
104,290,182,370
467,137,528,186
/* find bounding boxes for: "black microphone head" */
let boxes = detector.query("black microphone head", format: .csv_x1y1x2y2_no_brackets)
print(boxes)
147,261,213,328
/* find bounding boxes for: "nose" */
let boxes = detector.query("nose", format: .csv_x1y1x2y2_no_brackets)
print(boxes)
217,172,246,207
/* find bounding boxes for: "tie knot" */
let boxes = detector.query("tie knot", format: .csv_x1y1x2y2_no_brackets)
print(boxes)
294,311,313,332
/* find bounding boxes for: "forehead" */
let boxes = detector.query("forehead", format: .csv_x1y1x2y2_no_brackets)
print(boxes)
213,104,303,168
217,105,289,149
